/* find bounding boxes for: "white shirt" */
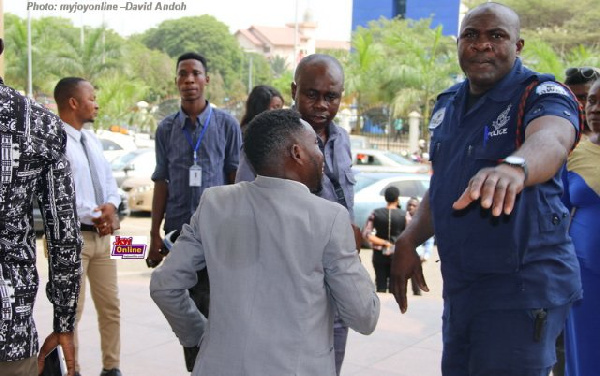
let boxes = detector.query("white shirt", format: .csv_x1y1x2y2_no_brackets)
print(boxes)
64,123,120,225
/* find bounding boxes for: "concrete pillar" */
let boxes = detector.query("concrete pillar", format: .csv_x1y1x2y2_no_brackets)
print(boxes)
408,111,422,154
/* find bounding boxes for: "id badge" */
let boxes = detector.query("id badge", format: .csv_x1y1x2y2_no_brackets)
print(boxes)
189,165,202,187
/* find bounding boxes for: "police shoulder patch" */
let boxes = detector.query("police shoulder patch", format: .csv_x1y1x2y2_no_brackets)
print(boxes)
535,82,569,96
429,108,446,130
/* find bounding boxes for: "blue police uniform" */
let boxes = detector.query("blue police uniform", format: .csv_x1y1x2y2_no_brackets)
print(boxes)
428,59,582,375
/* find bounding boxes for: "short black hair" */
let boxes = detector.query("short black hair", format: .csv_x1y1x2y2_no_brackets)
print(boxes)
244,109,304,173
564,67,600,85
177,52,208,73
294,54,345,83
54,77,87,108
384,186,400,203
240,85,284,127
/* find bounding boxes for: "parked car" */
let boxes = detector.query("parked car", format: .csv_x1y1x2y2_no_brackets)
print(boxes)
353,172,430,233
34,188,130,233
349,135,372,150
97,130,138,162
121,177,153,213
352,148,430,174
111,148,156,187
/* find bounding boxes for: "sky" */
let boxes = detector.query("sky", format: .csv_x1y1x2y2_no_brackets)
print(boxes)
4,0,354,41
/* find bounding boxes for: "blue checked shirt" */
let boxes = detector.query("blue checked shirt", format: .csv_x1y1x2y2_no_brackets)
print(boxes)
152,103,241,232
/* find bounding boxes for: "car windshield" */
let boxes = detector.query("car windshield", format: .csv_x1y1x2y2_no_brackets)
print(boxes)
382,151,416,166
100,139,123,151
354,174,382,193
111,150,146,170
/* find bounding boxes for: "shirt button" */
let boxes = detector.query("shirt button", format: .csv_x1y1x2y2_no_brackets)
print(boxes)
563,110,571,116
552,214,560,225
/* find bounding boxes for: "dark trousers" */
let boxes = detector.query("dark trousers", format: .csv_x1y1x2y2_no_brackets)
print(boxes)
183,267,210,372
372,250,392,292
442,302,570,376
0,356,37,376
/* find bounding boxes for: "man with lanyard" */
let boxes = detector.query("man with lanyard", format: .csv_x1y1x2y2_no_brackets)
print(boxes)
236,54,357,376
148,52,241,371
391,3,582,375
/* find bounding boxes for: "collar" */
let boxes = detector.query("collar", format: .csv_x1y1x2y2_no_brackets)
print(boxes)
254,175,310,194
63,122,84,142
175,100,211,129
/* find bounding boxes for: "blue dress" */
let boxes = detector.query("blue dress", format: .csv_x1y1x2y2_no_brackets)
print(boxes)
563,139,600,376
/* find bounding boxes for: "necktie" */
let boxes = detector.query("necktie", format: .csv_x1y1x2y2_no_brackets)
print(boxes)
80,132,105,205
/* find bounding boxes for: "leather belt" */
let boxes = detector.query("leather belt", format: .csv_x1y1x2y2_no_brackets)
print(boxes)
81,223,97,232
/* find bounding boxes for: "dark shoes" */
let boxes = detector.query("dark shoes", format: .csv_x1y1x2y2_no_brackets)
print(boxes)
100,369,122,376
75,367,122,376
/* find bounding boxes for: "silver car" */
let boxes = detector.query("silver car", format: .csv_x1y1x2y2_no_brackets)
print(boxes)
352,148,431,174
353,172,430,232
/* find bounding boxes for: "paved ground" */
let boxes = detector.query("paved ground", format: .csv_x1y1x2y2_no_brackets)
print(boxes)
34,213,445,376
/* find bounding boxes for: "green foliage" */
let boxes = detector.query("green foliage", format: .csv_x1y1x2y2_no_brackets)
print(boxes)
345,17,459,136
140,15,242,89
269,56,289,78
95,72,149,131
120,41,177,103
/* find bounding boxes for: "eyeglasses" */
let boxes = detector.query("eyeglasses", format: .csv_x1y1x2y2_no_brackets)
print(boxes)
565,67,600,80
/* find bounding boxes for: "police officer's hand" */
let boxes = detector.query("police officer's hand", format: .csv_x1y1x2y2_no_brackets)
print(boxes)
390,237,429,314
452,165,526,216
147,231,164,268
37,331,76,376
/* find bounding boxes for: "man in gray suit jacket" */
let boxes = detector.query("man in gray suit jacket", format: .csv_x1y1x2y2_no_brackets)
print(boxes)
150,109,379,375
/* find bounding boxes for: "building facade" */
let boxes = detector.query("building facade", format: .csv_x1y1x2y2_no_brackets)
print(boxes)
352,0,462,36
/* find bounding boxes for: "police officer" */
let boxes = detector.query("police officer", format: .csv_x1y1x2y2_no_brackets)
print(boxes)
390,3,582,375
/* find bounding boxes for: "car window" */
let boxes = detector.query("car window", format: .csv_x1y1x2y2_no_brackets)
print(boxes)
355,153,382,166
111,150,146,170
354,174,380,193
382,151,416,166
380,180,428,198
100,139,123,151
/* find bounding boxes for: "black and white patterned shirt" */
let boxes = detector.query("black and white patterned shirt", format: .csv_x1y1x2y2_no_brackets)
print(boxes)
0,81,82,361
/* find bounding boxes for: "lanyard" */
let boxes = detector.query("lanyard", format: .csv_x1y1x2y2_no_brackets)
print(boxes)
182,106,212,164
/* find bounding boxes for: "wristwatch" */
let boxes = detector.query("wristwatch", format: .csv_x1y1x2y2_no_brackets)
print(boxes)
501,156,528,181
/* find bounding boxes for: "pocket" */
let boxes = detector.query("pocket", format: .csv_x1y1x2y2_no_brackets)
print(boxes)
344,168,356,185
459,206,524,274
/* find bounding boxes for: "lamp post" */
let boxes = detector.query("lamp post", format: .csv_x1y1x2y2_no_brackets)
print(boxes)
27,9,33,98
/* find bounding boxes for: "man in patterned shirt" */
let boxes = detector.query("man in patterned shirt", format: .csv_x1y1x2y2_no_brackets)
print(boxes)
0,38,82,376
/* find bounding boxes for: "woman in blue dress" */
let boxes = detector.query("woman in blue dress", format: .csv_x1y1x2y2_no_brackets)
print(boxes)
563,78,600,376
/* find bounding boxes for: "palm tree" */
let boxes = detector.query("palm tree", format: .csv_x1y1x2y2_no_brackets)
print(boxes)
50,26,121,82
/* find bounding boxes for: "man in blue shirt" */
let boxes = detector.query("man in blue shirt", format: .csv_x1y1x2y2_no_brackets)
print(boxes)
148,52,241,371
391,3,582,375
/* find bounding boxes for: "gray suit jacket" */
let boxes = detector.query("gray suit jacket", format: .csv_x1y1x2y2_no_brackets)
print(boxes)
150,176,379,375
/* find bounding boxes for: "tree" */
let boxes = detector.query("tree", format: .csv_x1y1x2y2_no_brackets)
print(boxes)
3,14,73,95
120,41,177,103
95,72,149,131
269,56,289,78
140,15,243,93
345,18,459,137
49,26,122,82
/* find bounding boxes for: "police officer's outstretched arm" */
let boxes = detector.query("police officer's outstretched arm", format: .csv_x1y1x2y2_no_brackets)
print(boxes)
391,191,433,313
453,115,576,216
